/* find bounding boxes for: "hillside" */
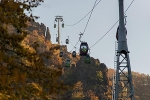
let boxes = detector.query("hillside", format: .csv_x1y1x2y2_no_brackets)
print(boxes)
108,68,150,100
61,56,110,99
22,21,112,100
1,18,150,100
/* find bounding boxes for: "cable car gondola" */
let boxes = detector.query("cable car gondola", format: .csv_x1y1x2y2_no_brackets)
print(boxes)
80,42,89,56
56,37,58,42
54,24,56,28
72,51,76,57
62,23,64,28
84,54,90,64
65,59,71,67
66,39,69,44
66,36,69,44
59,51,63,57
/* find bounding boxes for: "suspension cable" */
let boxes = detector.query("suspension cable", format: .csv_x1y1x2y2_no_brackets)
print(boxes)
90,20,119,49
89,0,135,49
69,0,99,52
124,0,135,13
82,0,99,35
64,27,79,50
65,0,102,26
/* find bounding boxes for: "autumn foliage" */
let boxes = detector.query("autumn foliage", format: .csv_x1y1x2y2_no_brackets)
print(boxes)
0,0,69,99
0,1,149,100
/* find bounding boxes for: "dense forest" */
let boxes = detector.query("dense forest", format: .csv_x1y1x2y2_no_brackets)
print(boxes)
0,0,150,100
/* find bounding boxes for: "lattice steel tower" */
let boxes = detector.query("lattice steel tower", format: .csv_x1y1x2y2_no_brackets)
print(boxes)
113,0,134,100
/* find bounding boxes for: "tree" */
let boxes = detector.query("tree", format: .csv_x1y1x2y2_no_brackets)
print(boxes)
0,0,68,99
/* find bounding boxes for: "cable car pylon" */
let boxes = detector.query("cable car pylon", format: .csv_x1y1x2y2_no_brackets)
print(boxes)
54,16,64,45
113,0,134,100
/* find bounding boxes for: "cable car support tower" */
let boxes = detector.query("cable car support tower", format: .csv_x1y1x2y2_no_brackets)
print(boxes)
113,0,134,100
54,16,64,45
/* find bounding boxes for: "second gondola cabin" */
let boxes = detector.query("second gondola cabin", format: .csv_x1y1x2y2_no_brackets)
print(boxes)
56,37,58,42
84,54,90,64
80,42,89,56
72,51,76,57
62,23,64,28
54,24,56,28
59,51,63,57
66,39,69,44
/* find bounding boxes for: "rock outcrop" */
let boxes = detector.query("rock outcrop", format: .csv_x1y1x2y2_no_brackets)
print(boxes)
26,21,51,41
45,27,51,41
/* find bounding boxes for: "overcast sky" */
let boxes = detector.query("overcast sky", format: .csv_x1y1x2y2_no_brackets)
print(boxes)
32,0,150,75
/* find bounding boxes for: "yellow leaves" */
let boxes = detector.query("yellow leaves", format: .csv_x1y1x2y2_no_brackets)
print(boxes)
72,91,84,99
71,81,84,99
0,92,10,100
0,0,69,99
73,81,83,90
26,83,43,97
21,39,36,53
87,90,99,100
31,83,42,92
96,71,103,82
21,31,52,54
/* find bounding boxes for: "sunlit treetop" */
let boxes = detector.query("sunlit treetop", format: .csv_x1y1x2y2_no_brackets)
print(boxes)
0,0,44,30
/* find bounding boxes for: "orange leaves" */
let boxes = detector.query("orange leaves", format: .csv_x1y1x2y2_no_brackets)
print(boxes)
87,90,99,100
0,0,71,99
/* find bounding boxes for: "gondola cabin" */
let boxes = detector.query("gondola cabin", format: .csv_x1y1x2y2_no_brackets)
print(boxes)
84,54,90,64
65,59,71,67
66,39,69,44
54,24,56,28
80,42,89,56
56,37,58,42
59,51,63,57
62,23,64,28
72,51,76,57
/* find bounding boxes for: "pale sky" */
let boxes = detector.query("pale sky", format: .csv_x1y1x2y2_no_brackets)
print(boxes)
32,0,150,75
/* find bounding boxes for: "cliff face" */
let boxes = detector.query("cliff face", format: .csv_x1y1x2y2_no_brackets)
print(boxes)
26,21,51,41
45,27,51,41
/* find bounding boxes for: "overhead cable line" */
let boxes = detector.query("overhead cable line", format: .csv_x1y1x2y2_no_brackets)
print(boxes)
82,0,99,34
65,0,102,26
64,27,79,50
70,0,99,52
124,0,135,13
89,0,135,49
90,20,119,48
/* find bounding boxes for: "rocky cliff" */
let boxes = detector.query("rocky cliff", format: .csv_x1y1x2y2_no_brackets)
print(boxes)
26,21,51,41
